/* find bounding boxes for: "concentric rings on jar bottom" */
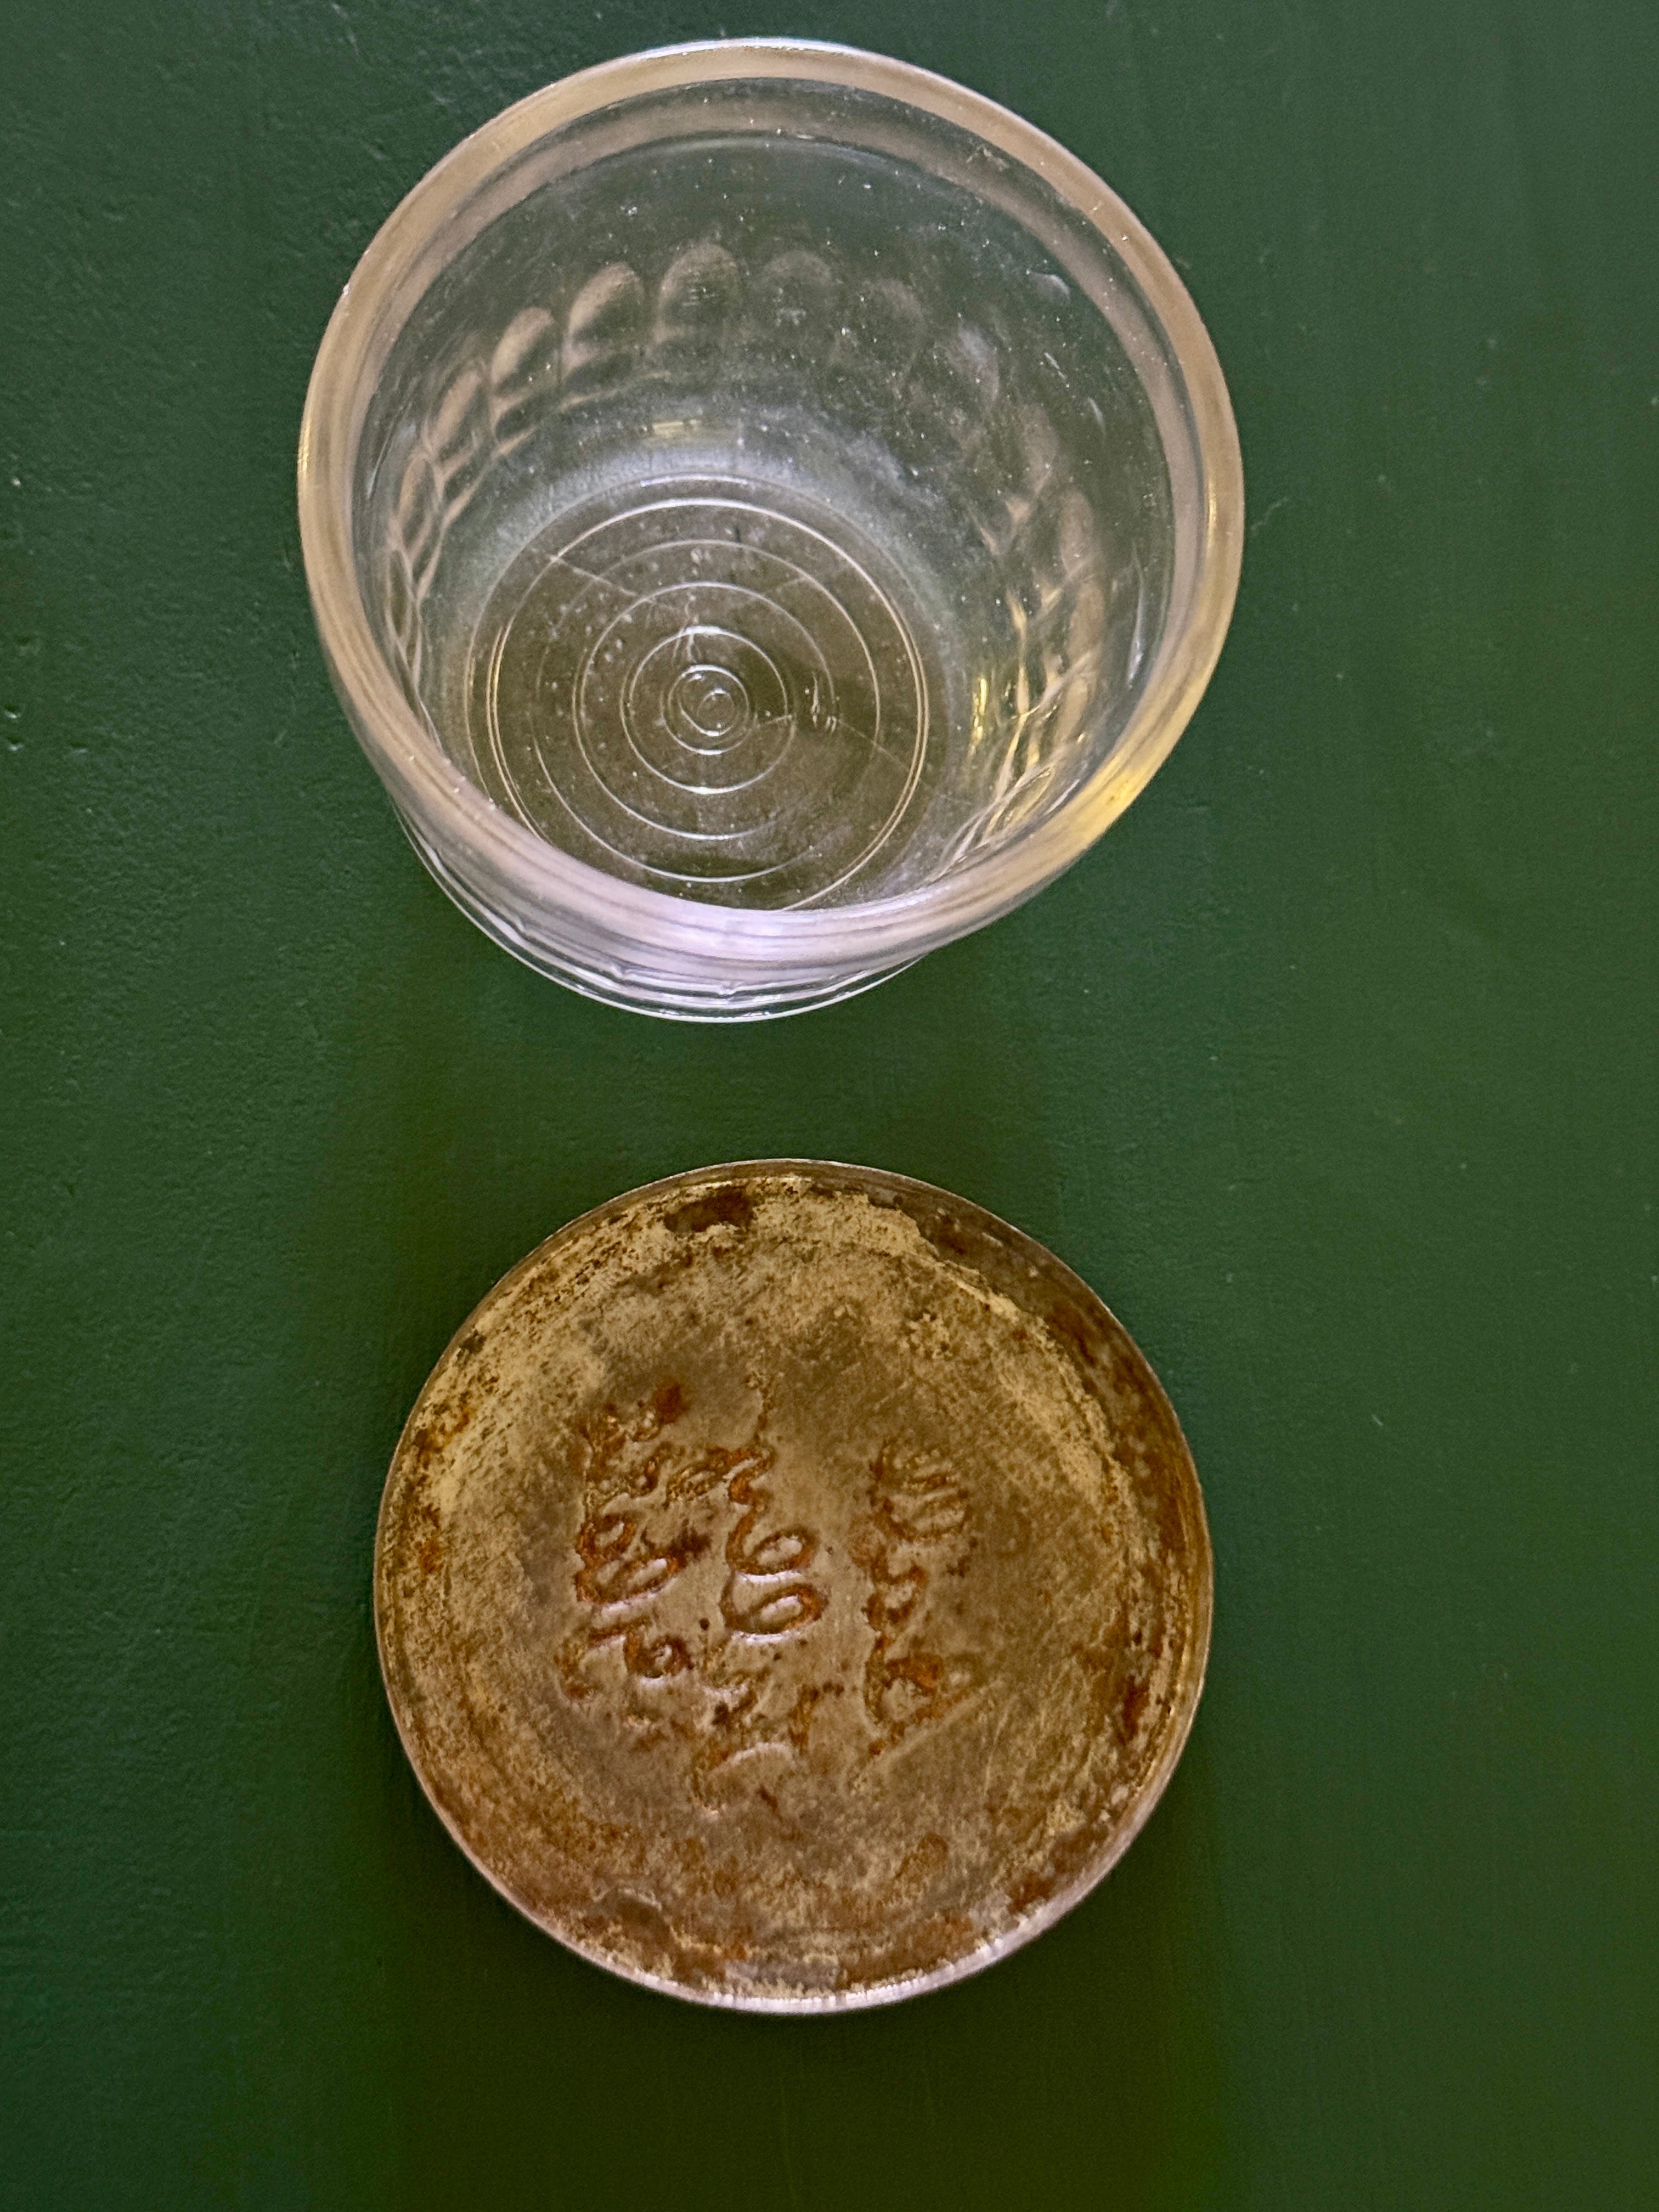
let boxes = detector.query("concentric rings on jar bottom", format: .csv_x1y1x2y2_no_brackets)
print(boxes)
461,478,933,907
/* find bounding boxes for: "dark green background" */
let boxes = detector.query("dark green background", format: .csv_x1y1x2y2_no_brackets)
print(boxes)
4,0,1655,2203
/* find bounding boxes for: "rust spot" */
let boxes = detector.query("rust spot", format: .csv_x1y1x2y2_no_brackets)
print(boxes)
406,1498,445,1578
1006,1869,1056,1914
918,1210,974,1260
1119,1675,1149,1742
1046,1301,1098,1369
785,1681,833,1754
664,1185,754,1235
455,1328,485,1362
662,1524,712,1572
408,1389,476,1470
838,1913,978,1988
653,1378,686,1426
1046,1825,1105,1888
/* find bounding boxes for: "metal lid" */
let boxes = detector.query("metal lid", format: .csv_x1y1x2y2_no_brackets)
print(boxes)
375,1161,1212,2010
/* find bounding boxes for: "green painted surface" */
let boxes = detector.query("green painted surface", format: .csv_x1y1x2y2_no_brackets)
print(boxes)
4,1,1655,2203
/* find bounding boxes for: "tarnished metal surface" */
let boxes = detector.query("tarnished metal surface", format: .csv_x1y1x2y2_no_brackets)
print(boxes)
375,1162,1212,2010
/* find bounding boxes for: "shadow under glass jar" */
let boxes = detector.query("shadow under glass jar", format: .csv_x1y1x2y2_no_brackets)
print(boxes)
298,41,1244,1019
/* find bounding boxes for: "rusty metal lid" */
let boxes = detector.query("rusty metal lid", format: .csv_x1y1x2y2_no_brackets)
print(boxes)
375,1161,1212,2011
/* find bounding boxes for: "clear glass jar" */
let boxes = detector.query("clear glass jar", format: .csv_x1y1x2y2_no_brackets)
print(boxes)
298,41,1243,1019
